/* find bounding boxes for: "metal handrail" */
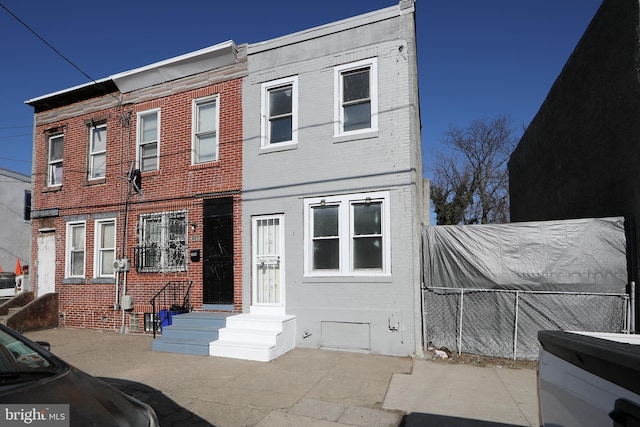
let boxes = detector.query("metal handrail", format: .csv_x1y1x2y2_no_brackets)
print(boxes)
150,280,192,338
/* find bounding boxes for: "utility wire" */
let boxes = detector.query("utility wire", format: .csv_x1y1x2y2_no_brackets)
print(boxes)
0,2,119,101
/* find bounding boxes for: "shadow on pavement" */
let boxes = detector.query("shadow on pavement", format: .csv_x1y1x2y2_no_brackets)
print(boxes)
401,412,526,427
100,377,214,427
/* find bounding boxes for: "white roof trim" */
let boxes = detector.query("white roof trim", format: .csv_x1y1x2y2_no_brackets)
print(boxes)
25,77,112,105
248,4,400,55
111,40,238,93
26,40,238,104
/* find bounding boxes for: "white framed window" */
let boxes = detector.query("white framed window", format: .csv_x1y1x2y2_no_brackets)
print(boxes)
89,123,107,179
137,211,187,272
261,76,298,148
66,221,85,278
192,95,219,164
48,134,64,186
95,219,116,277
334,58,378,137
304,191,390,276
137,109,160,172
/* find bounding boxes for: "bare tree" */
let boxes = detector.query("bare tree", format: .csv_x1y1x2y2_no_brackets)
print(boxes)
431,115,517,225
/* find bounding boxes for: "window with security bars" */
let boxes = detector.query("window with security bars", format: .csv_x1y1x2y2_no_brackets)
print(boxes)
136,211,187,272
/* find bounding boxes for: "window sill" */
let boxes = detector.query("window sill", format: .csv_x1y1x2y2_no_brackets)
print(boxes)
333,130,378,144
189,161,221,170
42,186,62,194
91,277,115,284
141,170,160,177
84,178,106,187
136,268,187,274
62,278,86,285
259,143,298,155
302,274,392,284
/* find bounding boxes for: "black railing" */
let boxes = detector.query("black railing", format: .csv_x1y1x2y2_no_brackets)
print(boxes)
150,280,192,338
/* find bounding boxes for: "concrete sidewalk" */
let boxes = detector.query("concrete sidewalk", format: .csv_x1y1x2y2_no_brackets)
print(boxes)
24,328,538,427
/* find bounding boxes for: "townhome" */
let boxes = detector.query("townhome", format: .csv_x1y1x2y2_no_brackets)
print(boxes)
25,0,424,360
215,0,425,360
26,41,247,332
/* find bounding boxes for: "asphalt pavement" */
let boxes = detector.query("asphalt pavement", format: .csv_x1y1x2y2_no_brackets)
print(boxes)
24,328,538,427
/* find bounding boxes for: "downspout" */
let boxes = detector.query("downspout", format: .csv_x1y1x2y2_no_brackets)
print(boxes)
117,101,133,333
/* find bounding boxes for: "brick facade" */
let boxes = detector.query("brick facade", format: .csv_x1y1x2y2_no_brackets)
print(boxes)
30,58,246,332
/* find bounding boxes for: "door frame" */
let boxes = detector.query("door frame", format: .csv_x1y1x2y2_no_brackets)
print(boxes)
36,233,56,297
251,214,285,314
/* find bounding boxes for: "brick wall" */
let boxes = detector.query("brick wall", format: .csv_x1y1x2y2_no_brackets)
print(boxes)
32,77,244,332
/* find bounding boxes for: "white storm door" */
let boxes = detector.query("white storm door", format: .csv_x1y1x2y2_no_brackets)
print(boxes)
252,215,285,311
37,234,56,297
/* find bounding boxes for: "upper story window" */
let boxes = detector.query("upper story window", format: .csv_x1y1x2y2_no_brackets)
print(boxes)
66,221,85,278
95,219,115,277
261,76,298,148
192,96,219,164
23,190,31,221
334,58,378,137
48,134,64,186
88,123,107,180
137,109,160,172
304,191,390,276
136,211,187,272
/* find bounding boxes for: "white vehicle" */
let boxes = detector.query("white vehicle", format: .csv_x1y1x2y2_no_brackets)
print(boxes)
0,273,16,298
538,330,640,426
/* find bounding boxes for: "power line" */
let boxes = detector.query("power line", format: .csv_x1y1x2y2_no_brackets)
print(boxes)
0,2,119,102
0,157,30,163
0,133,32,139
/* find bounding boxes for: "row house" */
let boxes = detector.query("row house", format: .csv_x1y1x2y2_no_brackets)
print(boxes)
26,0,424,360
26,41,246,333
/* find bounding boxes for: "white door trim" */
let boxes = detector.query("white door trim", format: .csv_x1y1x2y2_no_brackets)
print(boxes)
251,215,285,314
36,234,56,297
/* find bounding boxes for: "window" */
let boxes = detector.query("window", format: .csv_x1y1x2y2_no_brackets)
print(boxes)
23,190,31,221
89,123,107,179
95,219,116,277
304,191,390,276
261,76,298,147
48,134,64,186
137,110,160,171
66,222,85,277
137,211,187,272
192,96,219,164
334,58,378,136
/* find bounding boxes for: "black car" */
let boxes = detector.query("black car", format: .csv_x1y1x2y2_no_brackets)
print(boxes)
0,324,158,426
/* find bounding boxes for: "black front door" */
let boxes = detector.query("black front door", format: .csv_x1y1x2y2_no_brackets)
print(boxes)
202,198,234,305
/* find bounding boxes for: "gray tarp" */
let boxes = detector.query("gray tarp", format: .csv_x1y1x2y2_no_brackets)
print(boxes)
424,217,628,292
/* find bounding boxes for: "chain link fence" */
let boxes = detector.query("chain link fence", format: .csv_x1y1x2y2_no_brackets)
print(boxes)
423,286,630,360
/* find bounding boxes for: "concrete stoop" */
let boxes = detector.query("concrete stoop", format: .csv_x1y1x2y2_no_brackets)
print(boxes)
209,313,297,362
151,312,230,356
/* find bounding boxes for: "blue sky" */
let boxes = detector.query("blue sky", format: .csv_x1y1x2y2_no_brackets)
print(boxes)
0,0,602,179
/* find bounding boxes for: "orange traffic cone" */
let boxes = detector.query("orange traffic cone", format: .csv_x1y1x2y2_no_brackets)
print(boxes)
15,259,22,276
0,265,3,273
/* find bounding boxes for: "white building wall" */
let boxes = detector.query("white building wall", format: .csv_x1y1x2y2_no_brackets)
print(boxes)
0,169,31,274
242,1,423,357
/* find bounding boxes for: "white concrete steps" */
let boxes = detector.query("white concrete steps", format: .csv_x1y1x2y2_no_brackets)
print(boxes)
209,313,296,362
